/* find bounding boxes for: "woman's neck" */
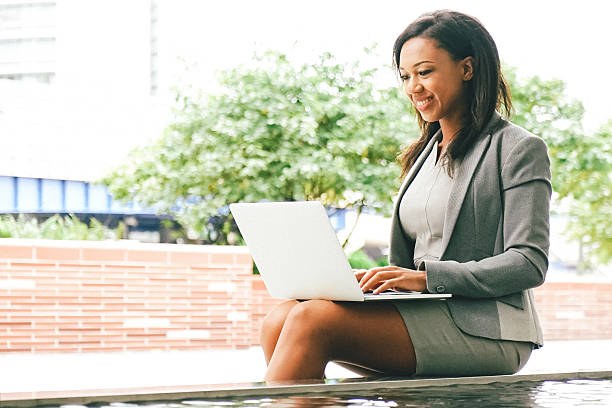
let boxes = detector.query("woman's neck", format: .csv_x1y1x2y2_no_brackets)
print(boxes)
438,114,464,150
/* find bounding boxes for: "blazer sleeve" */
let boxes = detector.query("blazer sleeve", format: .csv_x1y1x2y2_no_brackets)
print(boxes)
424,135,552,298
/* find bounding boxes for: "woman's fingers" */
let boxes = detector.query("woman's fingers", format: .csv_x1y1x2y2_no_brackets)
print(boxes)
356,266,425,293
369,266,402,273
373,277,403,294
357,269,376,288
358,269,387,290
353,269,368,281
359,270,402,293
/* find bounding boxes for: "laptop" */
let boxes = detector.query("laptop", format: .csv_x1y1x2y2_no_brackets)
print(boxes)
229,201,451,302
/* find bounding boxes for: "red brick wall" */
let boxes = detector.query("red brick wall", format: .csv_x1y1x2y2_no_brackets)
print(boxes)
534,281,612,340
0,238,610,353
0,239,283,353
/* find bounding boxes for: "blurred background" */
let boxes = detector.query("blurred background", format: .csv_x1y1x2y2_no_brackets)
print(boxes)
0,0,611,392
1,0,610,274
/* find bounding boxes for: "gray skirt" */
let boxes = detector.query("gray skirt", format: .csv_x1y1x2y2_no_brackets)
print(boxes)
392,299,533,377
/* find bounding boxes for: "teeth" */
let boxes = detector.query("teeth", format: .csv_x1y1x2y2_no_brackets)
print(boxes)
416,97,432,107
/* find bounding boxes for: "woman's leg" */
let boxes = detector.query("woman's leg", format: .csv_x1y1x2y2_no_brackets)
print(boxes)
264,299,417,382
260,300,385,377
260,300,299,364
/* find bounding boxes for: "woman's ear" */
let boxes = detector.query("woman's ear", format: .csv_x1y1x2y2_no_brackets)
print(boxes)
462,56,474,81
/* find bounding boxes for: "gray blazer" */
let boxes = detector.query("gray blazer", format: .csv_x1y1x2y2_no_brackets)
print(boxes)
389,113,551,346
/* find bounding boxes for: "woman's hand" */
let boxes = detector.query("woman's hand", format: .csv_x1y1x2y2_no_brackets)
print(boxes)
353,266,427,294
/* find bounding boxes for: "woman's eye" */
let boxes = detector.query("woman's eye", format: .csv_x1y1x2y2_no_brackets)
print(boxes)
400,75,410,81
418,69,432,76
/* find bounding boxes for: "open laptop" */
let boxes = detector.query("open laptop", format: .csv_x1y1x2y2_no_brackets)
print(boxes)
229,201,451,302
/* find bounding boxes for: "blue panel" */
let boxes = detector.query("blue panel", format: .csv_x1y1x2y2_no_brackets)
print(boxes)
129,201,156,213
64,180,86,212
41,179,64,212
2,177,161,215
84,183,90,208
0,176,16,212
110,194,133,213
16,178,39,212
138,201,158,214
89,184,110,212
329,209,346,231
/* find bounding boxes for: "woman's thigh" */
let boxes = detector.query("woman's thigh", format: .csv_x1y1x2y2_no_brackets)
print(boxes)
284,299,417,375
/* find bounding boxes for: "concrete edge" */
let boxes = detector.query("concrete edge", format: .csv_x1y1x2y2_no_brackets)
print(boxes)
1,370,611,407
0,238,251,253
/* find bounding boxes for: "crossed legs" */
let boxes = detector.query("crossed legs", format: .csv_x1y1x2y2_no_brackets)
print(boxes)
260,299,417,381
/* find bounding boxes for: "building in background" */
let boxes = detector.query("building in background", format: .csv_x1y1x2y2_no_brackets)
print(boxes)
149,0,158,95
0,0,168,242
0,0,56,84
0,0,158,182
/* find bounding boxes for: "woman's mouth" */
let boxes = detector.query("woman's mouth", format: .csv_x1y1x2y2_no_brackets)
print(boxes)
414,96,433,112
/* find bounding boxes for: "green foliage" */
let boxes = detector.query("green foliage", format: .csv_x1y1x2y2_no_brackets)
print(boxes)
375,256,390,267
561,121,612,267
347,249,391,269
0,214,117,241
506,66,586,193
103,50,418,243
348,249,378,269
507,67,612,268
102,50,611,267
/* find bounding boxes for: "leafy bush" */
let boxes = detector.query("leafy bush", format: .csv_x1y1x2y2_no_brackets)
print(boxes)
375,256,389,267
103,49,416,243
0,214,117,241
348,249,378,269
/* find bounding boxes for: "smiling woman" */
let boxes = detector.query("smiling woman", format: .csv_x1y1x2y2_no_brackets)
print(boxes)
260,10,551,382
398,38,474,144
393,10,512,178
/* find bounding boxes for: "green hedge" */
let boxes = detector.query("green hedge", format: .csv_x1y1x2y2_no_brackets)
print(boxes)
0,214,117,241
348,249,388,269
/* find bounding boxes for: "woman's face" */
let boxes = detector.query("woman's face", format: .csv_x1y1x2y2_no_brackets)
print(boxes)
398,37,473,126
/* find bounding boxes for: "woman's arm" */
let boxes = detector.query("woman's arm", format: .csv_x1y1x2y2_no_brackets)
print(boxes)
424,135,552,298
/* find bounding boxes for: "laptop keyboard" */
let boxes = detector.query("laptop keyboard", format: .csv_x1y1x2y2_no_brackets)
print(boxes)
364,290,421,298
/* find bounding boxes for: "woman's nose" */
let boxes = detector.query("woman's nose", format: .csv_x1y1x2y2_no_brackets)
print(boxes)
407,79,423,94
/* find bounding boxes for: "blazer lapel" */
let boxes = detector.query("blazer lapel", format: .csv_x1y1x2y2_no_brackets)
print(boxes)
392,130,442,216
439,132,492,259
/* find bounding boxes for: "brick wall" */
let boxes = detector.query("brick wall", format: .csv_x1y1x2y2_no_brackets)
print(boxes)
0,238,610,353
0,239,283,353
534,281,612,340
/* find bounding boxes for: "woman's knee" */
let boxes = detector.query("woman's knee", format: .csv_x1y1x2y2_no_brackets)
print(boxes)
282,299,337,340
260,300,299,344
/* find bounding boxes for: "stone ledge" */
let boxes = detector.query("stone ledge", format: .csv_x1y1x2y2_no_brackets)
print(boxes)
2,370,611,407
0,238,251,253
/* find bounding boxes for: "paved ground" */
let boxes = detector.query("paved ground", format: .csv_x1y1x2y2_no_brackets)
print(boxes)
1,340,611,393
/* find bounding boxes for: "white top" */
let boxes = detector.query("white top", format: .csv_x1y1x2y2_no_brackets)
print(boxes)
399,142,454,267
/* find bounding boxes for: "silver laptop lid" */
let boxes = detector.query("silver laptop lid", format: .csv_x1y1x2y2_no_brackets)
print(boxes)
229,201,364,301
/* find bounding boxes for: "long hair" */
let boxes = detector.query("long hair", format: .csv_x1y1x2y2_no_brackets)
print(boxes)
393,10,513,178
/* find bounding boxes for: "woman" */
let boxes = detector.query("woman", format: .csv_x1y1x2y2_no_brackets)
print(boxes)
260,10,551,381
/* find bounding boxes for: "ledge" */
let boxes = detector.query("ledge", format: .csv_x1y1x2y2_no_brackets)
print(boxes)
2,370,611,408
0,238,251,253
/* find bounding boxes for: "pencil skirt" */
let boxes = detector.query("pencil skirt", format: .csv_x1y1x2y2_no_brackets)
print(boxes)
391,299,533,377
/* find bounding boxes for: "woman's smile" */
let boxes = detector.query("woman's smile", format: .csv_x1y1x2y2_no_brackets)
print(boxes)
413,95,434,112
